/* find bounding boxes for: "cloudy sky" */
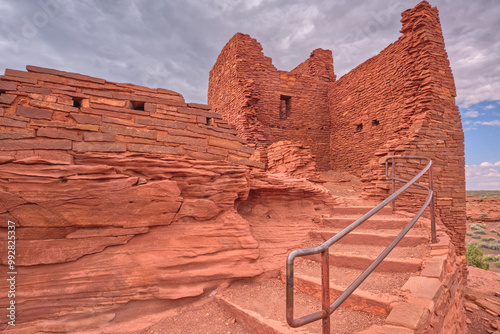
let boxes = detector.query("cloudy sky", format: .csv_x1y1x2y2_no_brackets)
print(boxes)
0,0,499,189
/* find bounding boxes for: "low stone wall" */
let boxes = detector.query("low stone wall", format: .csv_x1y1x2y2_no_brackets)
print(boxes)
367,221,468,333
0,65,262,168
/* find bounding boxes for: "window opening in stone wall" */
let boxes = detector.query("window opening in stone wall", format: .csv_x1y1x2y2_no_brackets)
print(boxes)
280,95,291,120
72,97,82,108
372,120,380,126
356,123,363,132
131,101,145,111
206,117,214,126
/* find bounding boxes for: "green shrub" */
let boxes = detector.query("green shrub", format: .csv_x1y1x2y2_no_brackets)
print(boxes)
481,237,497,242
466,231,473,236
479,242,500,251
471,235,481,239
466,244,489,270
495,261,500,268
492,229,498,234
470,223,486,230
474,229,486,235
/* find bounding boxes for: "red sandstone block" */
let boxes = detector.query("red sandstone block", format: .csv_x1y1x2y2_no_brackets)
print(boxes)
185,150,222,161
80,107,133,120
0,138,72,151
73,141,126,153
208,136,242,151
197,116,207,123
111,93,187,107
152,110,197,123
157,133,207,147
0,81,17,92
206,147,229,157
217,123,233,130
166,128,206,139
19,86,51,95
229,150,251,158
178,107,222,119
37,127,83,141
0,118,28,128
127,143,185,155
0,75,37,85
101,123,157,139
16,105,53,120
187,103,211,110
90,102,149,116
135,116,187,129
30,100,78,113
102,116,145,128
201,124,238,135
26,65,106,84
0,129,35,140
187,125,246,143
0,94,16,104
70,113,102,125
74,124,100,131
83,132,116,142
82,90,113,98
5,68,65,85
39,82,78,92
144,103,156,113
53,91,88,101
0,107,3,117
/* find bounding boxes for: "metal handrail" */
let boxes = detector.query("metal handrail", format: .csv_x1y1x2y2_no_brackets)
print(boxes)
286,156,437,333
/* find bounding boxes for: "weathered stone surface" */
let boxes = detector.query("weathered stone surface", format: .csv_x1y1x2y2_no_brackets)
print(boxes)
17,105,53,119
177,198,220,221
386,303,430,330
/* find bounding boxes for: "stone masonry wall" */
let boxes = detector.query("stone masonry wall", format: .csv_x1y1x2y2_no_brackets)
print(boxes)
0,65,262,168
208,34,334,170
328,1,466,254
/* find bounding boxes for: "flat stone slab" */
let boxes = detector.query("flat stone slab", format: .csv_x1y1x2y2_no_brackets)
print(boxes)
420,259,445,278
402,276,442,301
386,303,430,330
357,324,415,333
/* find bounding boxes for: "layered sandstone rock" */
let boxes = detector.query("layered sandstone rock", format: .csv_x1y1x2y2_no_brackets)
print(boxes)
266,140,320,180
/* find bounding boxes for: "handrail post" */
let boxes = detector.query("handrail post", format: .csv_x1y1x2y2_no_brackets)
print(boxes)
321,250,331,334
429,163,437,243
391,157,396,212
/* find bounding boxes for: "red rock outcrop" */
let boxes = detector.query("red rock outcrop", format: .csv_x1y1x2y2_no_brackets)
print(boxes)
0,66,339,332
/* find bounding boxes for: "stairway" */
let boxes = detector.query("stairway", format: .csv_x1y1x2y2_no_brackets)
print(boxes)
215,205,432,334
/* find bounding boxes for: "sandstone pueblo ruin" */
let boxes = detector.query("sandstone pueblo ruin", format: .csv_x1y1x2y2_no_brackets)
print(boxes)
0,1,467,333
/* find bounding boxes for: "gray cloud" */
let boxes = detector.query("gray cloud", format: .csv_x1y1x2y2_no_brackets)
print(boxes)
0,0,498,105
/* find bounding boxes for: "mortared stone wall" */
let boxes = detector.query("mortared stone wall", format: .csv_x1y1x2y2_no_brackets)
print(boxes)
329,1,466,254
209,1,466,254
208,34,335,170
0,65,262,169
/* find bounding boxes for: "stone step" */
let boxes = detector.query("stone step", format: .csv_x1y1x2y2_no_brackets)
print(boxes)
286,260,410,315
301,243,426,273
289,272,400,317
320,215,412,229
310,228,429,247
332,206,394,216
217,278,386,334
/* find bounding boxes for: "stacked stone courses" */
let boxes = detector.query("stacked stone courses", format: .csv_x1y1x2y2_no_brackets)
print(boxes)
0,65,262,169
209,1,466,255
